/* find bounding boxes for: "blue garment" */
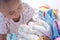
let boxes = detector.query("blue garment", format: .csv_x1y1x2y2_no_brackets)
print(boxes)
47,9,59,40
7,34,17,40
47,9,55,20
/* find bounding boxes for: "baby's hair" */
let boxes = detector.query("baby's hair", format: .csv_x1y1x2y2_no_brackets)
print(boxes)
4,0,10,2
0,0,10,3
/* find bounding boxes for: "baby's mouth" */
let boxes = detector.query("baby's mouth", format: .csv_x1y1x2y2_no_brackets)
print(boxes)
12,16,20,22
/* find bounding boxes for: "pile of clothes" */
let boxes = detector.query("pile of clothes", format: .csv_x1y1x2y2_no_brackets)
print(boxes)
38,6,60,40
18,6,60,40
38,9,60,40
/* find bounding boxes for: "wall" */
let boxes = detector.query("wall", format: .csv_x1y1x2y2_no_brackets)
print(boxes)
22,0,60,15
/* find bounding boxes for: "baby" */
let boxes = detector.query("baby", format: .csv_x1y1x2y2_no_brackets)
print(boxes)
0,0,35,40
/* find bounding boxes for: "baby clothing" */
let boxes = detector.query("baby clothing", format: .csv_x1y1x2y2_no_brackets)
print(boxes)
0,12,8,34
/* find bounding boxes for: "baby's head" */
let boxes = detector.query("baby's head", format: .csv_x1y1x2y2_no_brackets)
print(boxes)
0,0,23,19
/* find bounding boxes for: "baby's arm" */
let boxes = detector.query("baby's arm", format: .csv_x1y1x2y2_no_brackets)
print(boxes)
0,13,8,40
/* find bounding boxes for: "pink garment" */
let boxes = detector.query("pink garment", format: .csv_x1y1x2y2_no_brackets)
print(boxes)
54,20,60,31
55,36,60,40
58,23,60,31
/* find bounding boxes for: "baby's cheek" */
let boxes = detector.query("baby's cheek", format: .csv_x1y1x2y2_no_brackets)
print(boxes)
11,13,19,19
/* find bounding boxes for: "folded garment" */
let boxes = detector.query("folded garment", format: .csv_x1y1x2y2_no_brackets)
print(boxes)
18,21,51,40
7,34,17,40
18,24,39,40
32,13,52,39
46,9,60,40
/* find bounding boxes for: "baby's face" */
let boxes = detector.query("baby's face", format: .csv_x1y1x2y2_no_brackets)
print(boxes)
0,0,23,19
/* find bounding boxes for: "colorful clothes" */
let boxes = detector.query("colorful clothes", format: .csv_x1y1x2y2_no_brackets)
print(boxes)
38,9,60,40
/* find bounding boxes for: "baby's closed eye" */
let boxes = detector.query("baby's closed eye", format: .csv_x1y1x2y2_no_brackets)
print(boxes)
8,11,15,15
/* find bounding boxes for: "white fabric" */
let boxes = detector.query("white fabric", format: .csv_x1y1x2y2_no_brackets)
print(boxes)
18,24,39,40
0,13,7,34
32,13,52,38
